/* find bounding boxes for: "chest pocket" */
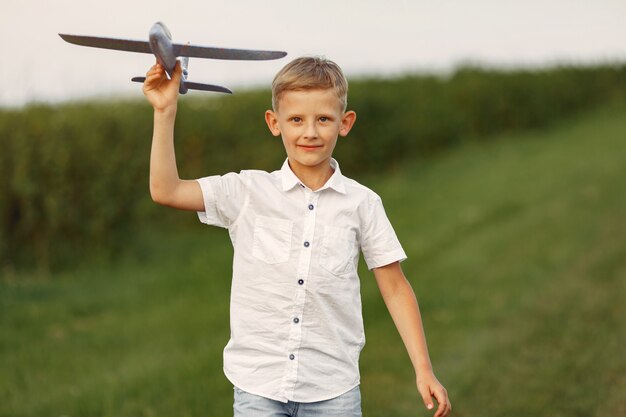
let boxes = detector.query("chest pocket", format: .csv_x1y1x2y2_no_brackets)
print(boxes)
320,226,358,276
252,215,293,264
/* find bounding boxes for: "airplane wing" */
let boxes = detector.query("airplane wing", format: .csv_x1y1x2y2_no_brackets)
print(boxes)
61,24,285,95
59,34,153,54
174,43,287,61
59,34,286,61
131,77,233,94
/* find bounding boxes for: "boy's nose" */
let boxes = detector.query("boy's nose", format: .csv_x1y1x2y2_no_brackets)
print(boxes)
303,122,318,138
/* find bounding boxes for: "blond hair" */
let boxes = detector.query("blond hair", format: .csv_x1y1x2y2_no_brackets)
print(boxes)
271,56,348,112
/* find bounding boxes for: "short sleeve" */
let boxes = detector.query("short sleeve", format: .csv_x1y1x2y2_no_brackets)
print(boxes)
196,172,248,228
360,195,407,270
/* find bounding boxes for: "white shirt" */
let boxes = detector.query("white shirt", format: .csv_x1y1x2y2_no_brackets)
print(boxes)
196,158,406,403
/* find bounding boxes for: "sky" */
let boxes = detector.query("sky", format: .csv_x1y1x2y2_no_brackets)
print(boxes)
1,0,625,107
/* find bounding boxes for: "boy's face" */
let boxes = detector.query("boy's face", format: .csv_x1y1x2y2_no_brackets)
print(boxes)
265,89,356,175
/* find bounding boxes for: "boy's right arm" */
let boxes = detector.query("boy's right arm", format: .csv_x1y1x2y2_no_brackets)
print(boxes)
144,61,204,211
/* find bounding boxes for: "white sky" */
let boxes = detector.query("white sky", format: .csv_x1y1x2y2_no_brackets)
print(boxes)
1,0,625,107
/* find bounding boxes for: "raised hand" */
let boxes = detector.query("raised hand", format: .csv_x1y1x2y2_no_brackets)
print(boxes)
143,60,182,112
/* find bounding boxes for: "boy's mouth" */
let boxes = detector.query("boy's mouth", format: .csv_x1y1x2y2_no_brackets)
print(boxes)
297,144,322,151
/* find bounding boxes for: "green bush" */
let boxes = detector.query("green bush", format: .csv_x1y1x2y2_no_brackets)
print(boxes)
1,63,625,270
0,101,154,268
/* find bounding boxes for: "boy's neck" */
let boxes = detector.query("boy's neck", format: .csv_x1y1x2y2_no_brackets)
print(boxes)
288,159,334,191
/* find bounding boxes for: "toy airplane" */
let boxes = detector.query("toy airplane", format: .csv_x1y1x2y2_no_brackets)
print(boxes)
59,22,287,94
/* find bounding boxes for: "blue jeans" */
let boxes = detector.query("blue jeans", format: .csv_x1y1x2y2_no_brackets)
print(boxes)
233,386,362,417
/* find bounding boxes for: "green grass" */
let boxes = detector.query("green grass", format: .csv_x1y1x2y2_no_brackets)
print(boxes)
2,103,625,416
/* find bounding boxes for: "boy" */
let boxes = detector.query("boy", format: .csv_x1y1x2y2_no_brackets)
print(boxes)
144,56,451,417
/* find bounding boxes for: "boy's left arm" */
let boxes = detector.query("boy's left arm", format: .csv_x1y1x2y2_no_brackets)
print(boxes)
373,261,452,417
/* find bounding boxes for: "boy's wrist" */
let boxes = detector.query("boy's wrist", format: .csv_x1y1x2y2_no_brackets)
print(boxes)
154,105,177,119
415,364,434,376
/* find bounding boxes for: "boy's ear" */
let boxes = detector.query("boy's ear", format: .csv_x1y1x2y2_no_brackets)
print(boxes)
339,111,357,137
265,110,281,137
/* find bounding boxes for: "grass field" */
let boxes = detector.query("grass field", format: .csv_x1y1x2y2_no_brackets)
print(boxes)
1,103,625,417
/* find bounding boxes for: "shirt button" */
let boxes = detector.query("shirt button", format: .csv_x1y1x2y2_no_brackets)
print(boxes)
298,279,304,285
304,241,310,247
293,317,300,324
308,204,314,210
289,354,295,360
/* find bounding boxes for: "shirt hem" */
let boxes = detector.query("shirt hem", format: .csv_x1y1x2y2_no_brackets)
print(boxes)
366,249,408,270
225,368,289,403
196,178,217,226
291,381,361,404
226,367,361,404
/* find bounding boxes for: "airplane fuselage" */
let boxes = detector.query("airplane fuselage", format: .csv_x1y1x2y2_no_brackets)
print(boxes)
149,22,190,93
149,22,177,76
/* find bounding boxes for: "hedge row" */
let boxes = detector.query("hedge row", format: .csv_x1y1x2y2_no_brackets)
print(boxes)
1,63,625,269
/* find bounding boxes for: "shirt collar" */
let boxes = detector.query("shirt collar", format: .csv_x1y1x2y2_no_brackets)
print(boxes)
280,158,347,194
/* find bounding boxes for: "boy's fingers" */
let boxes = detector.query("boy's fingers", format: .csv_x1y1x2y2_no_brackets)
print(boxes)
432,387,451,417
417,384,434,411
434,401,446,417
147,65,160,77
171,60,183,83
144,72,162,89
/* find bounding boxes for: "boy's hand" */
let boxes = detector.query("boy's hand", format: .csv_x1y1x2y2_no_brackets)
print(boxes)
416,371,451,417
143,60,182,112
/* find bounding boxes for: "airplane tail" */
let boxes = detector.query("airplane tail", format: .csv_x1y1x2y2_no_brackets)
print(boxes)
179,50,190,94
182,81,232,94
131,77,232,94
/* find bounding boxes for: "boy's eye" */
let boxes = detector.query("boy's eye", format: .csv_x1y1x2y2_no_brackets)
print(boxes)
291,117,302,123
319,117,329,122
